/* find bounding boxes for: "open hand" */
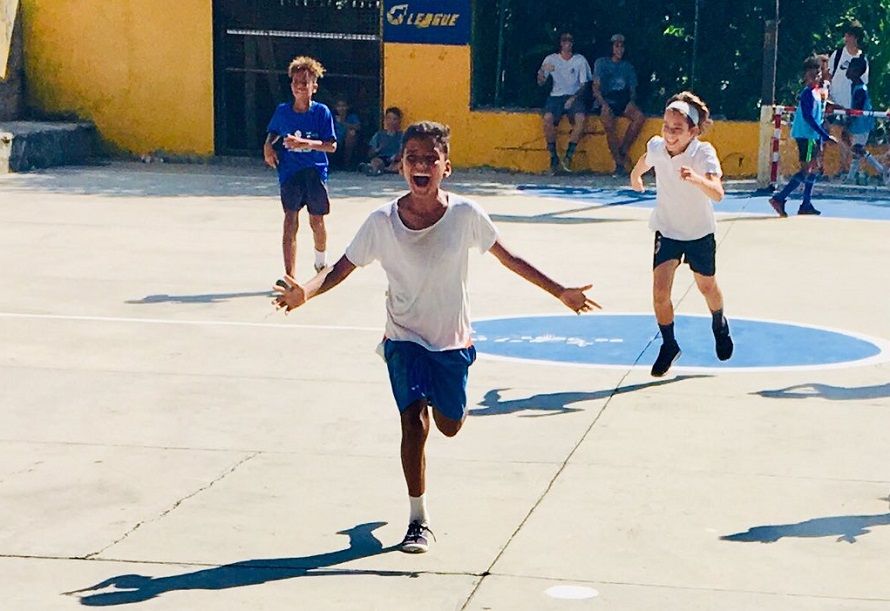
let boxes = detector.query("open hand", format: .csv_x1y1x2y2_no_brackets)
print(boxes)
273,275,307,313
542,62,555,73
559,284,601,314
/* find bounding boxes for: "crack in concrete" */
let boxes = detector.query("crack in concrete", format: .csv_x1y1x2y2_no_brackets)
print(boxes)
82,452,260,560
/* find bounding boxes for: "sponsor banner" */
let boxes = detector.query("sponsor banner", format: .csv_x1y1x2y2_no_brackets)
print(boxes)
383,0,470,45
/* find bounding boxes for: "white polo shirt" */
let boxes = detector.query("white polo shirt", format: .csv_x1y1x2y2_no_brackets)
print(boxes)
645,136,723,241
345,193,499,351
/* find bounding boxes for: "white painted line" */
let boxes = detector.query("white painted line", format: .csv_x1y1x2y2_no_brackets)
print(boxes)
545,585,599,600
0,312,380,333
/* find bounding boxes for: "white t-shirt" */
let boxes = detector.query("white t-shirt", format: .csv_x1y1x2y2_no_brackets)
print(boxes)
645,136,723,241
541,53,592,97
828,47,869,108
345,193,499,351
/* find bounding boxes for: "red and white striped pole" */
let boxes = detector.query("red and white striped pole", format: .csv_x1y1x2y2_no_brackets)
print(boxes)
769,106,783,187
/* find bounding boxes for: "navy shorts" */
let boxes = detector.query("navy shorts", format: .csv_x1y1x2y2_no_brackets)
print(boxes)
602,90,631,116
280,167,330,215
653,231,716,277
383,339,477,421
544,95,586,124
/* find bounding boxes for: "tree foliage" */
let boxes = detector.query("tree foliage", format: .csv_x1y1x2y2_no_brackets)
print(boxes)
472,0,890,119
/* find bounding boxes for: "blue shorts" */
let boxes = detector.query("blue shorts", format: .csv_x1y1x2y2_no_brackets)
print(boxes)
280,167,330,215
383,339,476,421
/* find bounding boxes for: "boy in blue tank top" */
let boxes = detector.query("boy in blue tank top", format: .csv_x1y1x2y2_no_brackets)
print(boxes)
769,56,837,217
845,57,887,184
263,56,337,284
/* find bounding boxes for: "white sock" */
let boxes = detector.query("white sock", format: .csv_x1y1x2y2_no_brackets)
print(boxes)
409,494,428,525
314,249,326,268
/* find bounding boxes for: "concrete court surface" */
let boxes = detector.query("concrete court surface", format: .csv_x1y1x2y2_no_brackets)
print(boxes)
1,162,889,610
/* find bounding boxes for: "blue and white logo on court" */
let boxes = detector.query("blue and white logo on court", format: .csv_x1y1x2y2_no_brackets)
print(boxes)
472,314,889,371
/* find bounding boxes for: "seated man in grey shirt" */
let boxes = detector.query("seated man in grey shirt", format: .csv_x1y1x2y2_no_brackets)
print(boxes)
537,32,592,174
592,34,646,175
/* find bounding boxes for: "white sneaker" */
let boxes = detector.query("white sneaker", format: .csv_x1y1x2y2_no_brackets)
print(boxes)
400,520,434,553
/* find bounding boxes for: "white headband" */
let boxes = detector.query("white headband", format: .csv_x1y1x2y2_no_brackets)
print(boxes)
666,100,700,126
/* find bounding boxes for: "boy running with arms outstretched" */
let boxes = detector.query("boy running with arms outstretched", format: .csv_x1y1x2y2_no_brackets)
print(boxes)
630,92,733,377
274,121,599,553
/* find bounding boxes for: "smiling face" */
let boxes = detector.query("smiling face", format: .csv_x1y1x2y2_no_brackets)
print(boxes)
401,136,451,197
661,108,698,155
290,69,318,104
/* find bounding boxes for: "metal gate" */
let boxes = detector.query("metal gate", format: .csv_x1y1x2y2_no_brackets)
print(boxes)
213,0,381,156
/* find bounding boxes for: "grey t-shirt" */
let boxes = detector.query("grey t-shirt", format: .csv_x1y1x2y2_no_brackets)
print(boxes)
593,57,638,95
370,130,403,159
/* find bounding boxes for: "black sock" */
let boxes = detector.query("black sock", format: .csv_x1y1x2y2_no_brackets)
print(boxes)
711,309,727,334
658,322,676,344
547,142,558,164
566,141,577,160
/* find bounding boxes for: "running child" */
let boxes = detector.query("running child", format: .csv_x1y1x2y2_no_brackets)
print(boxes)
263,56,337,285
768,56,837,217
274,120,599,553
844,57,887,184
629,91,733,377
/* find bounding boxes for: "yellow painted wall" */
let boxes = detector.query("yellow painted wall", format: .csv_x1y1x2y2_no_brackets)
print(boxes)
384,43,760,177
21,0,213,155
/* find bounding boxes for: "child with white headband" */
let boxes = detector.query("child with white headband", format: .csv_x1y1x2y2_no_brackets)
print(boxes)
629,91,733,376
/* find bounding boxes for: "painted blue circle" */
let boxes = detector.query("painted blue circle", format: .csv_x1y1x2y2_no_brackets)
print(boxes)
472,314,883,369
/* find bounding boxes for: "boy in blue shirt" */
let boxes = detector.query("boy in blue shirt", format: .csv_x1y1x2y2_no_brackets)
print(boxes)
263,56,337,283
769,56,837,217
845,57,887,184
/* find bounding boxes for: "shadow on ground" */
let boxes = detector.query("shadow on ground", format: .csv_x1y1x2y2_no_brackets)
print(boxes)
753,382,890,401
471,375,709,417
721,511,890,543
66,522,407,606
126,290,275,305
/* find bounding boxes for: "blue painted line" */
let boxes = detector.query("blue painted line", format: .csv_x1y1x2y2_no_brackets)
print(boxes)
516,185,890,221
472,314,888,371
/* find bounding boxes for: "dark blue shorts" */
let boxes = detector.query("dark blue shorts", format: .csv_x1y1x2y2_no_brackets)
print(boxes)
280,167,330,215
383,339,476,421
544,95,586,125
653,231,716,277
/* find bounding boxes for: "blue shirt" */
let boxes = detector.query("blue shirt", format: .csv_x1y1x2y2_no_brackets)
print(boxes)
849,83,875,135
266,101,336,183
791,85,831,142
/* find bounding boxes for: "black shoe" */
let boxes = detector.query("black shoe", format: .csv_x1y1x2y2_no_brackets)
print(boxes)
651,341,681,377
400,520,435,553
797,204,821,215
714,321,734,361
549,158,561,176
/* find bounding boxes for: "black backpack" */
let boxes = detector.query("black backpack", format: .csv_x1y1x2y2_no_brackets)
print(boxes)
832,46,867,76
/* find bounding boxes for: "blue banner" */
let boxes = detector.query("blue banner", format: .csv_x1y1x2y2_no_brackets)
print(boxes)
383,0,471,46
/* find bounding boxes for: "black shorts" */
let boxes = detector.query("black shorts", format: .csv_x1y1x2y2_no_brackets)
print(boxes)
280,167,330,215
795,138,821,164
544,95,586,125
653,231,716,276
602,90,631,116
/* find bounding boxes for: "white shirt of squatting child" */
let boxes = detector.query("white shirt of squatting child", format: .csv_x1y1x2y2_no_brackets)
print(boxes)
645,136,723,241
345,194,499,352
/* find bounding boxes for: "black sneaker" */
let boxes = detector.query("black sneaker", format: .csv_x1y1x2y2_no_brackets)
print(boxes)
714,321,734,361
797,204,821,215
768,197,787,218
651,341,681,377
401,520,434,554
549,159,561,176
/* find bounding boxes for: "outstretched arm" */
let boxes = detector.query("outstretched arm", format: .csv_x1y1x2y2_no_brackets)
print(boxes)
488,240,600,313
273,255,357,313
